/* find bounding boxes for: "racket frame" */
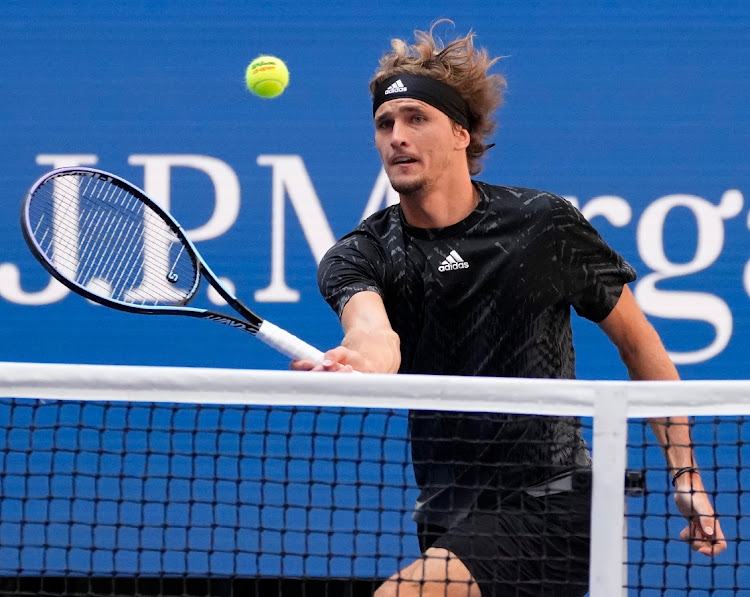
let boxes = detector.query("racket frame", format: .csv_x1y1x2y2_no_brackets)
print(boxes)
22,166,263,334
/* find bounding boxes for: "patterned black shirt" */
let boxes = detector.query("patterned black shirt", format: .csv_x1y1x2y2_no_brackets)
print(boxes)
318,181,636,526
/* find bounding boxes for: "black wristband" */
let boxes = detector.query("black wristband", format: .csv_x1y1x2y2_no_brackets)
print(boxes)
671,466,698,487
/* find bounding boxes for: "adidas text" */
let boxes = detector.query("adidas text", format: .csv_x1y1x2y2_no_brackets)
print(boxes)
384,80,407,95
438,249,469,272
438,262,470,272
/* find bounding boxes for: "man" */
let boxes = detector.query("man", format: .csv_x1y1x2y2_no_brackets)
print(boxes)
292,21,725,597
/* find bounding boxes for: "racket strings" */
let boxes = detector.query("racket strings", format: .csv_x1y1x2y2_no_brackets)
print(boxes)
27,172,199,306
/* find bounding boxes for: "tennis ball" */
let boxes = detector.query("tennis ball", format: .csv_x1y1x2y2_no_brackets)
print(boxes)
245,55,289,98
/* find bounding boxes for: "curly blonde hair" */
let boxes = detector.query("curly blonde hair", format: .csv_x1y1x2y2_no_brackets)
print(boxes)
370,20,506,175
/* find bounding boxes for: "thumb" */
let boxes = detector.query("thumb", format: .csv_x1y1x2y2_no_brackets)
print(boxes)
697,516,714,537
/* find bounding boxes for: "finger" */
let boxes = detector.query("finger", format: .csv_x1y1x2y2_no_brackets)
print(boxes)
290,359,315,371
680,525,691,543
321,358,346,371
685,530,712,555
681,522,728,556
694,537,727,556
323,347,351,362
315,358,356,373
704,520,728,556
299,361,354,373
712,536,728,555
332,359,364,373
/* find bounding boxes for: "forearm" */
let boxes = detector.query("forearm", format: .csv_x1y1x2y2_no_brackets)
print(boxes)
619,334,698,473
601,292,700,475
648,416,698,474
335,291,401,374
600,287,723,552
341,325,401,373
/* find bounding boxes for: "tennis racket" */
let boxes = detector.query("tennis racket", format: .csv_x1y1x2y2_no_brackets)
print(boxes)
21,166,325,364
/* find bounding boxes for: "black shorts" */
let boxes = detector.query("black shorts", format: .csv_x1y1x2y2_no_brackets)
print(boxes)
418,488,591,597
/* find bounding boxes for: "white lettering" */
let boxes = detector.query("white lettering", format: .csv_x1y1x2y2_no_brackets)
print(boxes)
255,158,403,303
128,154,241,305
438,262,470,272
254,155,337,302
634,190,743,364
563,196,579,209
361,167,400,219
3,155,743,367
0,154,98,305
128,154,240,242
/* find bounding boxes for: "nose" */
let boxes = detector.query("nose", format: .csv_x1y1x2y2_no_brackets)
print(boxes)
390,120,408,147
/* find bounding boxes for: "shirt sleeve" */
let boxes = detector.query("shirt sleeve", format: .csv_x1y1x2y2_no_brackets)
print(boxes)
317,228,388,318
551,196,637,323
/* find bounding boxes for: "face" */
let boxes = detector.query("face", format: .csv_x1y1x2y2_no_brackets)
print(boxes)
374,98,469,197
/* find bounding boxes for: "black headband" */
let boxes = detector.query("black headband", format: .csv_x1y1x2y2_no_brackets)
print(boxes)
372,73,472,131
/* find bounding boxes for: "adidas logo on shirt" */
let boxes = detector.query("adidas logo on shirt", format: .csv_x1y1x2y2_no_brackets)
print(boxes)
438,250,470,272
384,79,408,95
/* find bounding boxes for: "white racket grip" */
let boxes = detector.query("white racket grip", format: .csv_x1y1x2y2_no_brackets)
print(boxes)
256,320,325,364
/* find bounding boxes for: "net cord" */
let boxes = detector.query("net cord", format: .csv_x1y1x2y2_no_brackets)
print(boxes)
1,361,749,417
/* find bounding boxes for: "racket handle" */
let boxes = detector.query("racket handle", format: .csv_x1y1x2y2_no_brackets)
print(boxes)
256,320,326,364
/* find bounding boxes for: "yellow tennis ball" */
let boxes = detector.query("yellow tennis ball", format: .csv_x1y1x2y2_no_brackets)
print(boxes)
245,55,289,98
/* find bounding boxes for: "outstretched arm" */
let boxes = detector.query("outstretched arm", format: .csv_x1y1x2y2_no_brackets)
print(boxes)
598,285,726,556
291,290,401,374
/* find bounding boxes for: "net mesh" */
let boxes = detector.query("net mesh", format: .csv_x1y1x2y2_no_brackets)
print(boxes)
627,417,750,596
1,362,748,597
1,400,414,580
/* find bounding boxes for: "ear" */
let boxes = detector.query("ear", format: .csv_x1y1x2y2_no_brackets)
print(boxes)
453,124,471,151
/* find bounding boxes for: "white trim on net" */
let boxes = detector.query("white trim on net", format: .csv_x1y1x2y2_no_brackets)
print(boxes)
0,361,597,412
590,385,629,597
2,361,750,416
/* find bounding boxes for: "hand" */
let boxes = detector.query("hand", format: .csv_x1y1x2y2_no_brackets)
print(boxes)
290,346,364,373
673,475,727,556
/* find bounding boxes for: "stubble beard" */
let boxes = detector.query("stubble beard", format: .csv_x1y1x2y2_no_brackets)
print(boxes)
389,174,427,198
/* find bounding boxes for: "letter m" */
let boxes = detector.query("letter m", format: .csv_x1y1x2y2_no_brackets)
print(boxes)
255,155,397,303
255,155,336,302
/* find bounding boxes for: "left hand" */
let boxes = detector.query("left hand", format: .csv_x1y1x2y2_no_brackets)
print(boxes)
290,346,362,373
673,473,727,556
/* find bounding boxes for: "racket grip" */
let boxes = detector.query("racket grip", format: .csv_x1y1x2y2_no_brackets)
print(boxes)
256,320,326,364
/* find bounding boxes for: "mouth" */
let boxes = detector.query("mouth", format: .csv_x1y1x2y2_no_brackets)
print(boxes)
390,155,418,166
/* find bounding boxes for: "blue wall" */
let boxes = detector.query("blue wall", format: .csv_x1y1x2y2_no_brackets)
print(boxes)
1,0,748,590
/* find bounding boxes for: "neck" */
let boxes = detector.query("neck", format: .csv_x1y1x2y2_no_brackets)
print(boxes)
399,175,478,229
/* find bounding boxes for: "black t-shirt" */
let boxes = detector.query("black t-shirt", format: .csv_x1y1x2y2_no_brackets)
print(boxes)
318,181,636,526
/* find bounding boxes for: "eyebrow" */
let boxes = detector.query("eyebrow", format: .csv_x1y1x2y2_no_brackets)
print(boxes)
374,104,426,124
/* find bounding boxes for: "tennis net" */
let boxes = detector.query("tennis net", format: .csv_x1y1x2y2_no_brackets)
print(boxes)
0,362,748,596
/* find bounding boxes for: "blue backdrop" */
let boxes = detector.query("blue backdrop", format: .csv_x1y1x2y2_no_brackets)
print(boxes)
1,0,748,591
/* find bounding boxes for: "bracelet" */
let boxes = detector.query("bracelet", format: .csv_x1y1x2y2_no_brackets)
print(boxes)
671,466,698,487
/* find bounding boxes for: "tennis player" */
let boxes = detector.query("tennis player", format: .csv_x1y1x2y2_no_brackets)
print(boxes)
292,21,726,597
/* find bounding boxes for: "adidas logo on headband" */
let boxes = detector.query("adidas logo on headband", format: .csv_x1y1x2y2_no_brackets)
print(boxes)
373,73,472,131
384,79,408,95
